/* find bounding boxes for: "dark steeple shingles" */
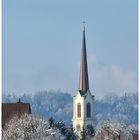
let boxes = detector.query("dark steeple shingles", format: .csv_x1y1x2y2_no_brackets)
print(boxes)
79,27,89,92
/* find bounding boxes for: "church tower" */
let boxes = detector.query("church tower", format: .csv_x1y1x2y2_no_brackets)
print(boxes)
73,26,94,133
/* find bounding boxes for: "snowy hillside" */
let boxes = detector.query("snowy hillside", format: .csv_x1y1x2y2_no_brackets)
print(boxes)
2,91,138,126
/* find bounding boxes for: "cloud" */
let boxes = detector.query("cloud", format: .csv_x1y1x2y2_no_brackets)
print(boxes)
3,51,137,98
88,53,138,98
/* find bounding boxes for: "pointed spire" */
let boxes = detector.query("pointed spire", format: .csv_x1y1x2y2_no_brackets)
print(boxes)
79,25,89,92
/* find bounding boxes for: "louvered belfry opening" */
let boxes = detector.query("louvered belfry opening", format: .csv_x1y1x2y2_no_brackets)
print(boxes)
86,102,91,118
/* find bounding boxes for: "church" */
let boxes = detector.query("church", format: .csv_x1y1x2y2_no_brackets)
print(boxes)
72,26,94,133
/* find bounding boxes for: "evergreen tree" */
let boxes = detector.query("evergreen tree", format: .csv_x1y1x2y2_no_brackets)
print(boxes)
48,117,55,128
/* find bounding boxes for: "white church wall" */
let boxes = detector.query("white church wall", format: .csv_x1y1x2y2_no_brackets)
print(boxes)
73,90,94,131
84,91,94,127
73,91,85,131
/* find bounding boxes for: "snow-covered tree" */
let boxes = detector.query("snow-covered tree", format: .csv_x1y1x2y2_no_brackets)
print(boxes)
94,120,137,140
48,117,78,140
94,92,138,126
2,114,66,140
2,91,138,127
80,125,95,140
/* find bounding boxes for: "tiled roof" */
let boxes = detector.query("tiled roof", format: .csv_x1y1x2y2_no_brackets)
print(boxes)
2,101,31,127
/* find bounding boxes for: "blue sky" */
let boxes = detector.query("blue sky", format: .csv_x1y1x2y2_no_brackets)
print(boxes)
2,0,138,98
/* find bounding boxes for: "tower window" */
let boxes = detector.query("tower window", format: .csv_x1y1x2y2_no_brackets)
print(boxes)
86,102,91,118
77,103,81,118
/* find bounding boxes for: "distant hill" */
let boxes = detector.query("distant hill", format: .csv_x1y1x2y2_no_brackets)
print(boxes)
2,91,138,126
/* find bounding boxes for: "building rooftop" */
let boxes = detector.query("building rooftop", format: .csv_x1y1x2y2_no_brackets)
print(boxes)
2,99,31,127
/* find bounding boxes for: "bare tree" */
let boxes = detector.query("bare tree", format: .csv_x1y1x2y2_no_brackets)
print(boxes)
94,121,136,140
2,114,65,140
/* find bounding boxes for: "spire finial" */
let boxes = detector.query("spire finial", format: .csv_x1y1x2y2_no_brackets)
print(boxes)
83,21,85,31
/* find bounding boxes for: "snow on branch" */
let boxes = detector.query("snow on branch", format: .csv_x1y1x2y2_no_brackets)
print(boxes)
2,114,65,140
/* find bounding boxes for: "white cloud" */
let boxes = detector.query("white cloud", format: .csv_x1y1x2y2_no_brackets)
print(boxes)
88,54,137,98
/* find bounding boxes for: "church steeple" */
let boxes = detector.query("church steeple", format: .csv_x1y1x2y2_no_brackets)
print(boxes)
73,26,94,134
79,26,89,92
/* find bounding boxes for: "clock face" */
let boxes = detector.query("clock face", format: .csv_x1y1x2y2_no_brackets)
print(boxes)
76,124,81,131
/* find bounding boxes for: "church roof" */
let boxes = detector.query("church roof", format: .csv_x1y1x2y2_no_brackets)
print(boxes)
2,99,31,128
79,26,89,92
78,90,94,98
79,90,87,96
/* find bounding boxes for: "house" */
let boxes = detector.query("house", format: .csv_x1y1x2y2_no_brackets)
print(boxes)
2,99,31,128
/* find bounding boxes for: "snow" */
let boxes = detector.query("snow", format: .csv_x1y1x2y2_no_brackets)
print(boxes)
2,91,138,127
94,120,137,140
2,114,66,140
